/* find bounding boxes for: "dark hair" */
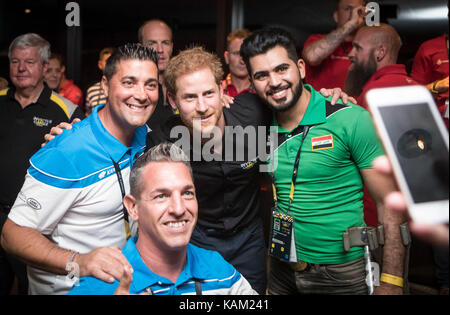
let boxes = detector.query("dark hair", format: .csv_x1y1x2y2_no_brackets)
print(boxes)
240,27,298,76
49,52,65,67
103,43,159,81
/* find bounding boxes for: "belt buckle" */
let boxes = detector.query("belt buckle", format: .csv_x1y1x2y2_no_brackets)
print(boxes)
289,260,309,272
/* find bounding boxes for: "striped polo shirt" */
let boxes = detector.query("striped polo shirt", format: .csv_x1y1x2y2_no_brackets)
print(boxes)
8,104,147,295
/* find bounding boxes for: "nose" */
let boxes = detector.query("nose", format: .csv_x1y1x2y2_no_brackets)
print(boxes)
17,61,27,72
168,192,185,217
268,72,282,88
195,96,208,114
134,84,147,102
348,47,356,60
157,42,164,53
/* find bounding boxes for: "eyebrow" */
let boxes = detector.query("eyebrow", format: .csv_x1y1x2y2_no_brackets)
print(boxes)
121,76,158,83
252,69,269,78
253,63,290,77
352,42,362,49
151,184,195,194
274,63,290,70
181,88,216,98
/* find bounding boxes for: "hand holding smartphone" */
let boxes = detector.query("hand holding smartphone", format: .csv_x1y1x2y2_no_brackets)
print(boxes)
366,85,449,224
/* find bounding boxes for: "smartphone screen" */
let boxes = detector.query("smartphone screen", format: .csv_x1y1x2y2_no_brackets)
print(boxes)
378,103,449,204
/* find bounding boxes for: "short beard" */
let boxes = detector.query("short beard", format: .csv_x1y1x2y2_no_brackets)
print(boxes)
262,79,303,113
344,54,377,97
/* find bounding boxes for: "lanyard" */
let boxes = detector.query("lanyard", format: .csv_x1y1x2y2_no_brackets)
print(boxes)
112,160,131,239
272,125,310,215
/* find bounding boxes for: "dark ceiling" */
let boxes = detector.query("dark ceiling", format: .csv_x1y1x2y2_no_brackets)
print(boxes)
0,0,448,90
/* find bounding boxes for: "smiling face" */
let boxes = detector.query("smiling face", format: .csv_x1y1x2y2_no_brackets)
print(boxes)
169,67,224,139
44,57,64,90
249,45,305,112
125,161,197,253
9,46,47,91
101,59,159,140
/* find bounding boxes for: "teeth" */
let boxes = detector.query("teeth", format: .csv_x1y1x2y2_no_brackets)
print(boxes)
167,221,186,228
127,104,148,110
273,90,286,97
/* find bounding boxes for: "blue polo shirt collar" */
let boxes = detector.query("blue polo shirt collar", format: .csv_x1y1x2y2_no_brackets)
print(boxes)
124,238,208,293
90,104,147,163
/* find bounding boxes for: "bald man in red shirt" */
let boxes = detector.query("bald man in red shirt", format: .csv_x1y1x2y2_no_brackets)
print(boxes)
346,24,418,109
345,24,418,227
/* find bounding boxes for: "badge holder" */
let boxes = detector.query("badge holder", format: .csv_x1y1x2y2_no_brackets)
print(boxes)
269,209,297,262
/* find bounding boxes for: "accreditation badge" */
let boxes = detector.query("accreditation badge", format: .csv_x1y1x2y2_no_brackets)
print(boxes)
269,209,296,262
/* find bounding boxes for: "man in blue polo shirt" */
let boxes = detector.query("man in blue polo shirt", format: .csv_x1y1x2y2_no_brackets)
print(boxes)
68,143,257,295
1,43,160,295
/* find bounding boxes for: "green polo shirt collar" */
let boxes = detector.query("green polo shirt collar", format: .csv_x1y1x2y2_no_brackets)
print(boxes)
272,84,326,133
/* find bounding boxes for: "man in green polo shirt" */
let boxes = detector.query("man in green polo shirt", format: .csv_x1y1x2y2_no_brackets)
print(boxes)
241,28,406,295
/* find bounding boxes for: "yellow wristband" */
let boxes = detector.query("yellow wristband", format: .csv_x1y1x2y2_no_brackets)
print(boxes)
431,80,440,94
380,273,404,288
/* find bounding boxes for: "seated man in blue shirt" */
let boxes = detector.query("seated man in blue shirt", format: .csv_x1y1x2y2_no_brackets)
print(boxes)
69,142,257,295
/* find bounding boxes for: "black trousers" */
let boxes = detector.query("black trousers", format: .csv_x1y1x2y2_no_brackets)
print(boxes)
0,209,28,295
190,218,267,295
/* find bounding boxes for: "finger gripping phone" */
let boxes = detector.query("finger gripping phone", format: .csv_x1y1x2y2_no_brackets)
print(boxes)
366,85,449,224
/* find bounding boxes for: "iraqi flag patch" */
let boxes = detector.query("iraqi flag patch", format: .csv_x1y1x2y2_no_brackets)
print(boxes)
311,134,333,151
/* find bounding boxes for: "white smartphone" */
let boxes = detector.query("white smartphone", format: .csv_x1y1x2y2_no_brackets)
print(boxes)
366,85,449,224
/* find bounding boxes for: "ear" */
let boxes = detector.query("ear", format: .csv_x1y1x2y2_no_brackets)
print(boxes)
61,65,66,74
167,91,178,112
297,59,306,80
123,194,139,222
101,75,109,98
97,60,103,71
224,51,230,65
333,11,339,24
375,45,386,62
42,62,49,74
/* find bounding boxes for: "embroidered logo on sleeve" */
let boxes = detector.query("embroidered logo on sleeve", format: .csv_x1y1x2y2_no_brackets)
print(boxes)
18,191,42,210
311,134,334,151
